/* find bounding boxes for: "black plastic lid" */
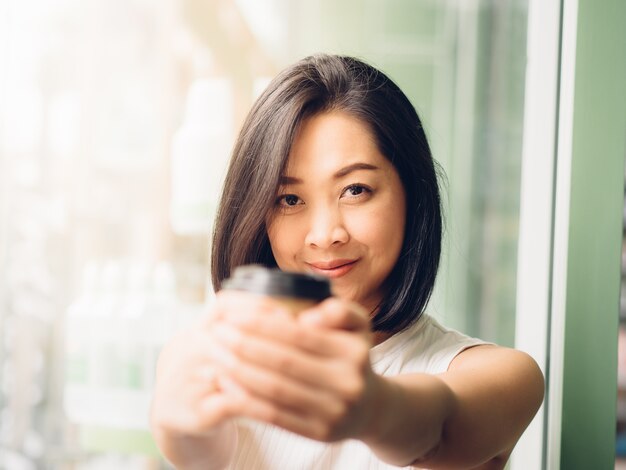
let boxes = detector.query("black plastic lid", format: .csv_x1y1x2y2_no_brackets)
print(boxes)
222,265,331,301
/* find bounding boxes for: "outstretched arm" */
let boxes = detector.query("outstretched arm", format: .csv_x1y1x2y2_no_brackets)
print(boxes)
361,345,544,468
208,293,544,468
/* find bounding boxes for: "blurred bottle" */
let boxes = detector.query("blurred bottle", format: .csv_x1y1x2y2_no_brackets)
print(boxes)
170,78,233,235
64,259,192,431
65,263,99,388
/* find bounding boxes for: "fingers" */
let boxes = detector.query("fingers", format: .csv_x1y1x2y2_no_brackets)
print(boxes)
202,342,371,442
213,294,371,357
299,297,370,332
151,365,228,434
208,321,371,416
195,291,375,441
221,311,362,359
151,323,237,437
211,322,333,385
215,290,370,333
200,363,354,443
209,340,339,414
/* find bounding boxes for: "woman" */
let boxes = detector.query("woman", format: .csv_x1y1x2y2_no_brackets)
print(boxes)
151,54,544,469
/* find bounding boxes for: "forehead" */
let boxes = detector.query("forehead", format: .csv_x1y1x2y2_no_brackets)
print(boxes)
284,111,388,176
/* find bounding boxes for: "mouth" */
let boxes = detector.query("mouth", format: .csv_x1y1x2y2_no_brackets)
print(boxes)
306,259,358,279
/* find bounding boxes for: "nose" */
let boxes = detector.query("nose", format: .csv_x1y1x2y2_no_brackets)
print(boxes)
304,206,349,249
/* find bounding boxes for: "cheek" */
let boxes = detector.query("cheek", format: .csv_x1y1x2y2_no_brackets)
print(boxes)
266,218,302,266
351,202,405,251
373,212,404,258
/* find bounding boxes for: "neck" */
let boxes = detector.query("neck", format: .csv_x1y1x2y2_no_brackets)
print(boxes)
373,330,392,345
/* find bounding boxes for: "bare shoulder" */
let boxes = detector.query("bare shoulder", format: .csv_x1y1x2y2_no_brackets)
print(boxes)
449,344,544,392
445,344,545,453
452,343,540,368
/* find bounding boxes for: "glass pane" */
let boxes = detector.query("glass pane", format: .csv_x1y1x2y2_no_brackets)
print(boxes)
0,0,528,466
615,175,626,465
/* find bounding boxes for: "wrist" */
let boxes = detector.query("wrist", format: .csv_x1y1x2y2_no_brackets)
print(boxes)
355,373,397,445
356,374,454,467
154,420,238,470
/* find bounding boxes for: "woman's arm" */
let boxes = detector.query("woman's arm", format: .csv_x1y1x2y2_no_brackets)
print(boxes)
360,345,544,468
150,317,244,470
151,422,238,470
208,294,544,468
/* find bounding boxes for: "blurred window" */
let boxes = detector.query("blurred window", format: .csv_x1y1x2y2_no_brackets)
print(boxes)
0,0,528,466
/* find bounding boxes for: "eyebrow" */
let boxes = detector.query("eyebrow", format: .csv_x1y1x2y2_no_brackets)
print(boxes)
279,162,379,185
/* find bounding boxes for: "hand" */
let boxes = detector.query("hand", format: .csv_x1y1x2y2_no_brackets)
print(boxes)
208,291,383,442
149,313,240,469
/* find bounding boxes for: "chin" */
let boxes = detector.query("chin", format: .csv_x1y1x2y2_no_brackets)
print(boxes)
332,285,365,304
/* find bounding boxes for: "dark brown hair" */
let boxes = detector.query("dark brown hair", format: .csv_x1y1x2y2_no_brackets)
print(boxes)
211,54,442,334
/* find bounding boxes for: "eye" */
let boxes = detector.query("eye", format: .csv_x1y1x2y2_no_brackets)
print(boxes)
341,184,372,199
275,194,304,209
346,185,364,196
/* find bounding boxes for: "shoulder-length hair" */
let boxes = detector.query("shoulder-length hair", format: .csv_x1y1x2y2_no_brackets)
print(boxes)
211,54,442,334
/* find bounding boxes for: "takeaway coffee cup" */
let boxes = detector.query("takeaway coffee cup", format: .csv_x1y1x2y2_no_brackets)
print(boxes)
222,265,332,315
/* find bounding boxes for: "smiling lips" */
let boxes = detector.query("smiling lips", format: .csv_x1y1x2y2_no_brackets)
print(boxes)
307,259,358,278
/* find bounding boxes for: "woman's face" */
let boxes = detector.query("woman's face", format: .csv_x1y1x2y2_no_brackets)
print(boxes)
266,111,406,312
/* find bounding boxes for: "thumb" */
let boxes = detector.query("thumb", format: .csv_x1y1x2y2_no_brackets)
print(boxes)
299,298,370,332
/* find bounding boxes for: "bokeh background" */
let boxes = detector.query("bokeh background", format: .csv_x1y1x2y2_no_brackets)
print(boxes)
0,0,529,468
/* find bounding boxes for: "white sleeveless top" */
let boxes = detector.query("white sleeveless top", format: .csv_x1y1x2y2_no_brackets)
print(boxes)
229,314,487,469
